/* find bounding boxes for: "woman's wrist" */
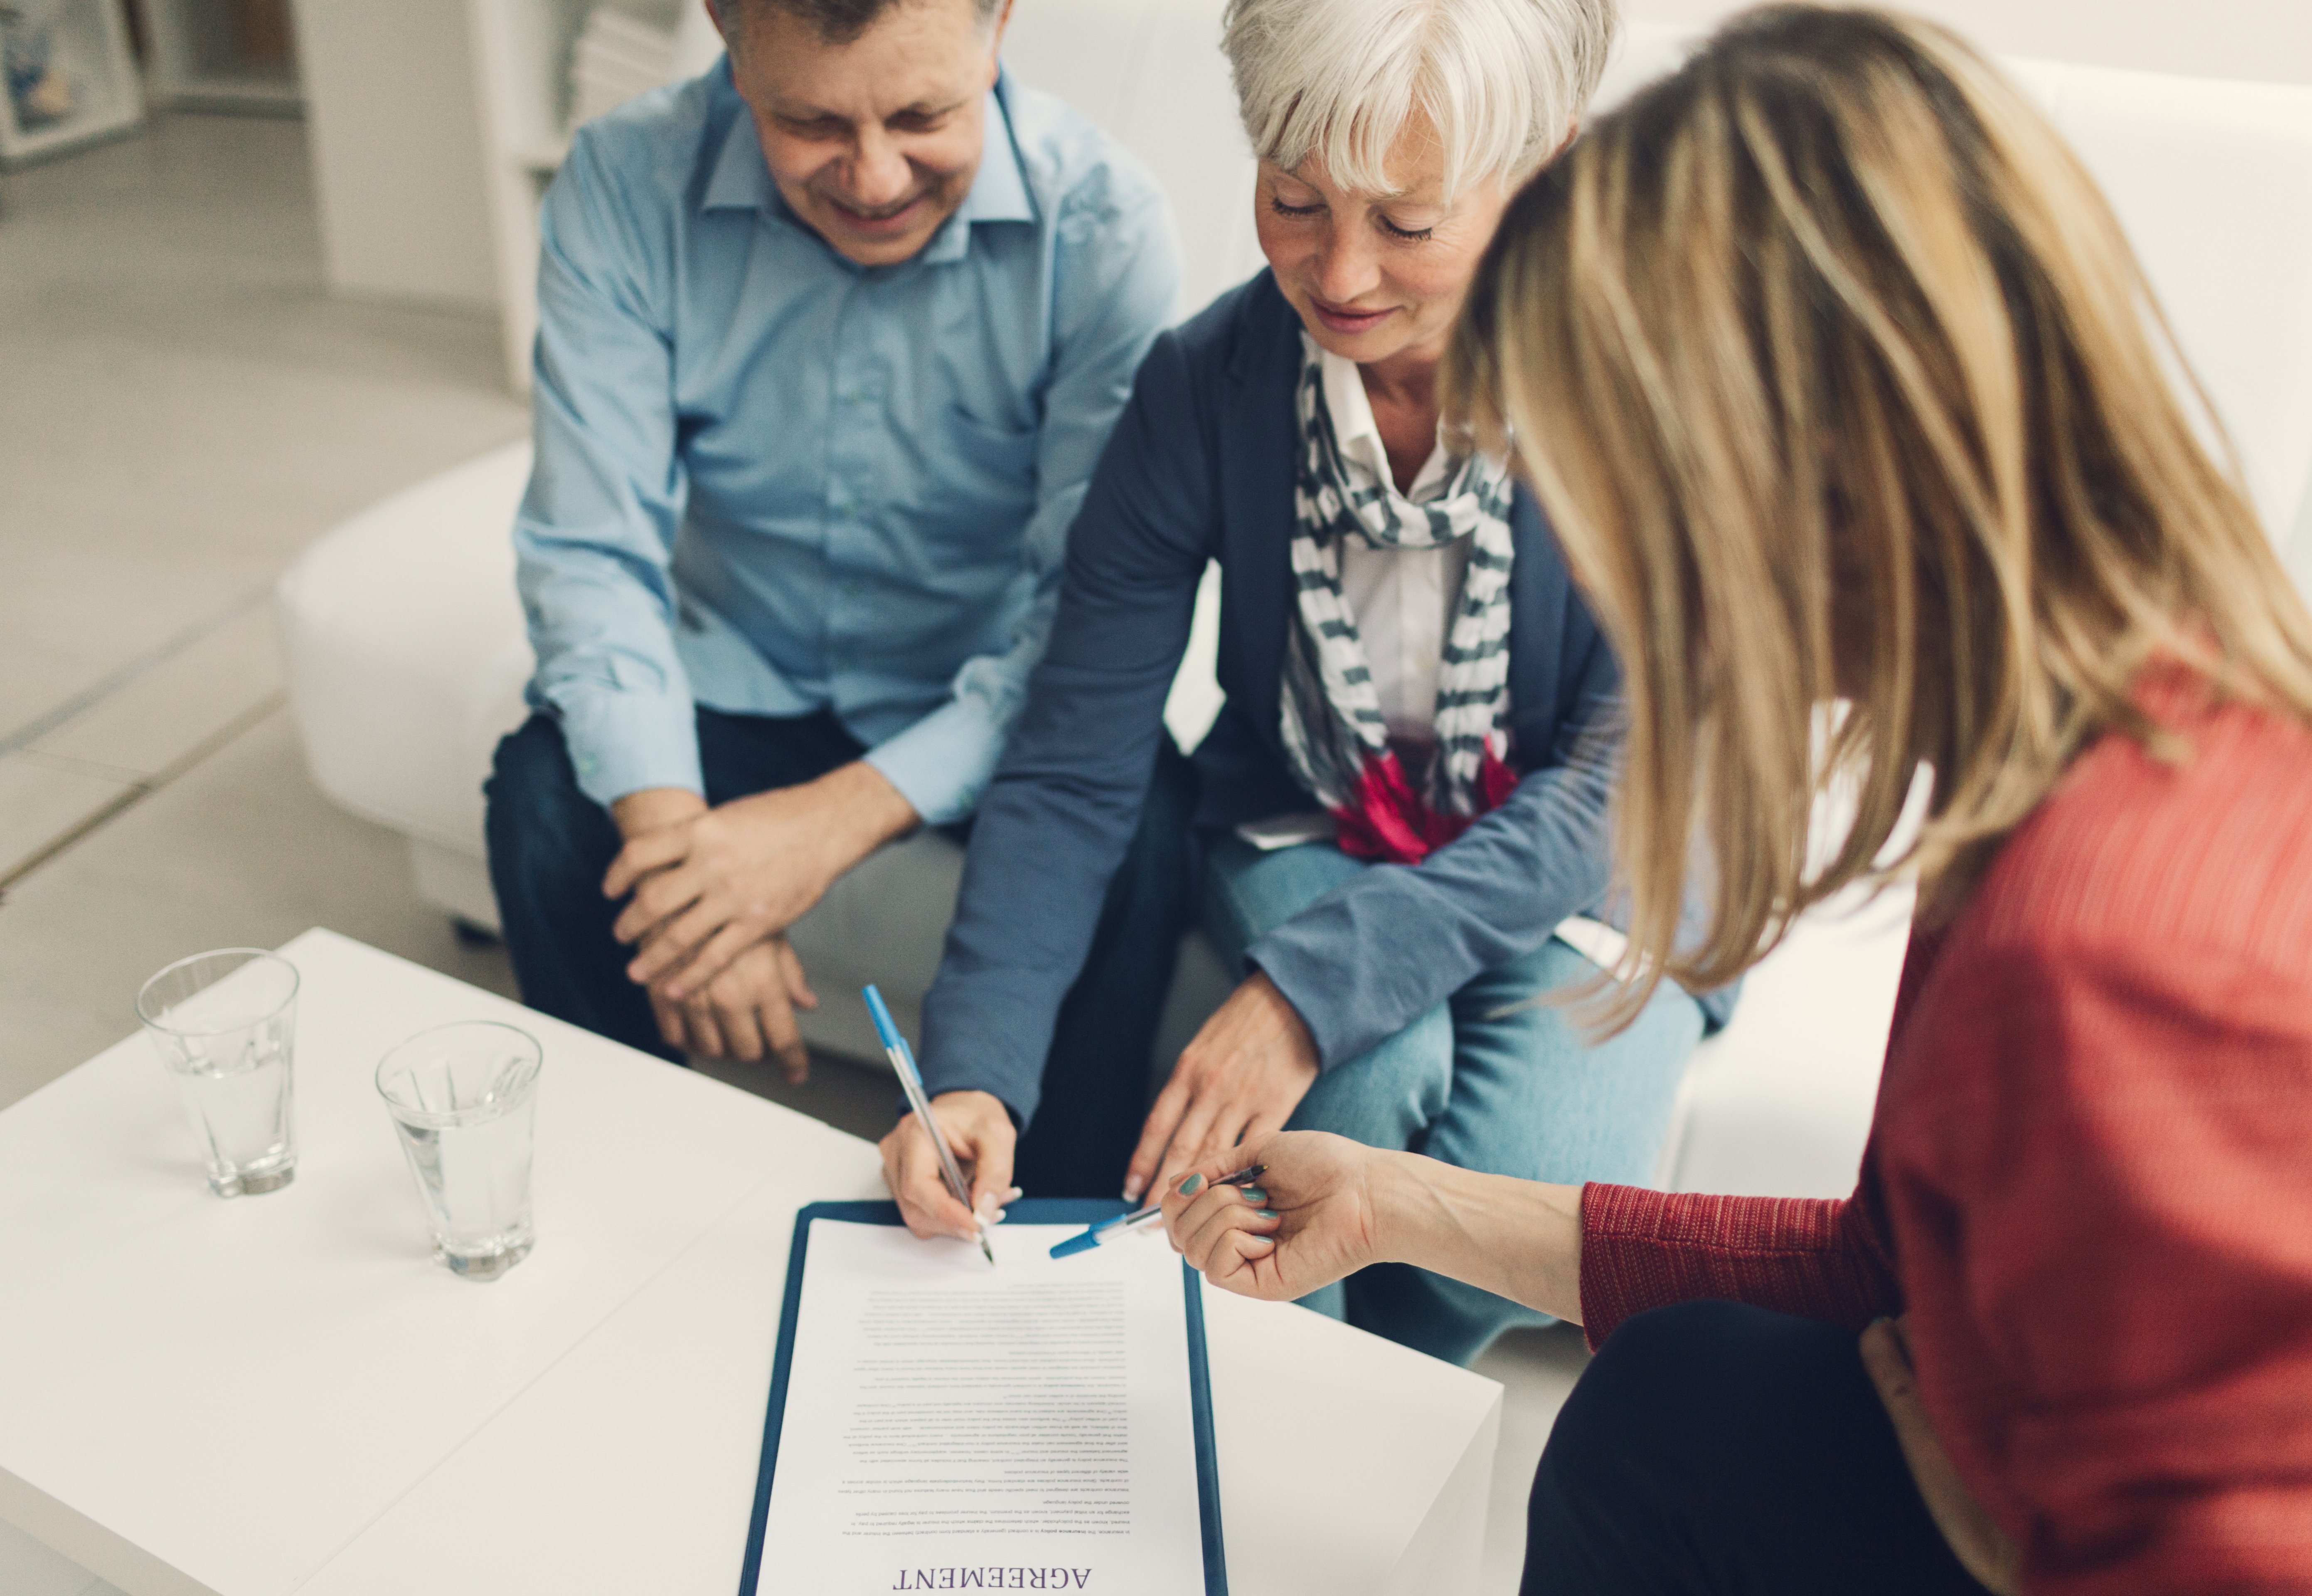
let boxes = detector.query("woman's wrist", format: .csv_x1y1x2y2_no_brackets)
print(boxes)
1367,1152,1588,1325
1367,1148,1452,1271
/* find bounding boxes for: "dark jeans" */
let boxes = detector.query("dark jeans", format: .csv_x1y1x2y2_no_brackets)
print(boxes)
483,707,1196,1199
1523,1300,1992,1596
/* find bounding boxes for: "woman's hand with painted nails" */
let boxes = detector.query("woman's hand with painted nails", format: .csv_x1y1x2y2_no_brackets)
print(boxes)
1160,1131,1386,1301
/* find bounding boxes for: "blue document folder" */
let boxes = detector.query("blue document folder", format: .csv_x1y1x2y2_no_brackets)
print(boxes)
739,1199,1227,1594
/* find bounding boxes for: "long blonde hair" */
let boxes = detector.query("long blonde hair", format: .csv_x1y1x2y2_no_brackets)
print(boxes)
1446,4,2312,1018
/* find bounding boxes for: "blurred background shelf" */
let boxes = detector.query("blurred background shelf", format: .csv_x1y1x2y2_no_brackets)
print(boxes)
136,0,300,114
0,0,145,166
468,0,718,388
283,0,712,389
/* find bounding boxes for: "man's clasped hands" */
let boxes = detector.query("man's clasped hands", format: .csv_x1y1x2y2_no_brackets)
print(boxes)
602,761,919,1079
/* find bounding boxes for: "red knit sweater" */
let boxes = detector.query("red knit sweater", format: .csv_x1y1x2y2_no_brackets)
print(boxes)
1579,680,2312,1595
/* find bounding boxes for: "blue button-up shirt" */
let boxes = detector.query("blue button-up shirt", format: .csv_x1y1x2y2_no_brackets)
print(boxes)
515,59,1177,823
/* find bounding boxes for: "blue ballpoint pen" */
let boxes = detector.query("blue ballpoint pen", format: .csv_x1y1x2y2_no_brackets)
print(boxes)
863,985,995,1266
1049,1164,1267,1260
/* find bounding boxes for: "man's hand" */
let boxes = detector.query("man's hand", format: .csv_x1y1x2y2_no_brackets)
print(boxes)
1860,1316,2021,1595
1124,970,1320,1203
603,761,918,997
645,932,817,1080
879,1090,1021,1241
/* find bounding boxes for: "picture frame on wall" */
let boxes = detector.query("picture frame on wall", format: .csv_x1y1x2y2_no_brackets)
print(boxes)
0,0,144,165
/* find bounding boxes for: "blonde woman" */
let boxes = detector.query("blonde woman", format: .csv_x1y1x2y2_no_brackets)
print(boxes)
883,0,1738,1368
1162,7,2312,1591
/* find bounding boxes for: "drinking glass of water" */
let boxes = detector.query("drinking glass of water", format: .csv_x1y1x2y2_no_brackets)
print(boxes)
136,949,301,1197
375,1022,542,1282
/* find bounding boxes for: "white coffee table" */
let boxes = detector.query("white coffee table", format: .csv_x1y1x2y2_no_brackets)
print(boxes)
0,931,1502,1596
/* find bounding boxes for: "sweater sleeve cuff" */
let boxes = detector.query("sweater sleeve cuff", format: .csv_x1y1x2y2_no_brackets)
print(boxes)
916,984,1046,1130
1578,1182,1680,1351
548,684,704,808
1244,933,1366,1070
1577,1182,1874,1352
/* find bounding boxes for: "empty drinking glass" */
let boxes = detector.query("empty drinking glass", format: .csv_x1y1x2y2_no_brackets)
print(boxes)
376,1022,542,1281
136,948,301,1197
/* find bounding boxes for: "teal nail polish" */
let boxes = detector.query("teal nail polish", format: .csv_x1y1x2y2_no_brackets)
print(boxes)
1238,1187,1268,1204
1252,1210,1278,1222
1177,1172,1204,1196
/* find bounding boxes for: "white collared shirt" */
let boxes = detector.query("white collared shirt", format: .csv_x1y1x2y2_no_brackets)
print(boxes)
1318,347,1473,763
1244,351,1632,976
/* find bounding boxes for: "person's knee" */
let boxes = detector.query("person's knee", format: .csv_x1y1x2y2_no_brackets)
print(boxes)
1551,1300,1758,1476
1435,959,1704,1189
1524,1306,1731,1596
1287,1007,1454,1148
487,715,569,811
484,715,615,899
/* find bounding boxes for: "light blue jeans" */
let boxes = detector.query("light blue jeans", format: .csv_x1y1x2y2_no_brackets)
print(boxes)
1203,835,1704,1367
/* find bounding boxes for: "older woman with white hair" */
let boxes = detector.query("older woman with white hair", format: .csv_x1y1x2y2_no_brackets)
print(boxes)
882,0,1731,1365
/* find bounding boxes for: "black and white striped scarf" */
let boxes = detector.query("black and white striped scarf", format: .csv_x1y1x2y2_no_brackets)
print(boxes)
1279,335,1518,856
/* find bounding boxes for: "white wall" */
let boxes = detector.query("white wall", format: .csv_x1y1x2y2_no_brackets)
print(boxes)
1629,0,2312,88
288,0,500,310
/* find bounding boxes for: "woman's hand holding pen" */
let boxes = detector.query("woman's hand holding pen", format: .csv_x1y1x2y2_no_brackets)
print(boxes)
880,1089,1021,1243
1162,1131,1591,1324
1159,1132,1381,1300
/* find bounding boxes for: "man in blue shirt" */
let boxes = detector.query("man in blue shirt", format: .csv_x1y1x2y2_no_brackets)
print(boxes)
484,0,1188,1195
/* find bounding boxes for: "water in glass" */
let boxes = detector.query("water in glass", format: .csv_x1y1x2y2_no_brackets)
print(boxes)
137,950,300,1197
377,1022,542,1281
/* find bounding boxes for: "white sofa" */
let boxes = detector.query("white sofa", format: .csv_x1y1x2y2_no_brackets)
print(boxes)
278,5,2312,1200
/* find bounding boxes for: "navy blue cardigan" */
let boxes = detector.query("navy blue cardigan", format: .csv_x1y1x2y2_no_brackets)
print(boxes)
918,273,1730,1127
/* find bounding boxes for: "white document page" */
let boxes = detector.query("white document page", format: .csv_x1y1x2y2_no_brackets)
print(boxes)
753,1220,1210,1595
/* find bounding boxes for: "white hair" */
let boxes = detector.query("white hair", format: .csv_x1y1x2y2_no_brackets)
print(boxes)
1222,0,1620,199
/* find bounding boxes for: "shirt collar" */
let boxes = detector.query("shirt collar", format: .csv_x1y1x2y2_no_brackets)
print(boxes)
916,72,1035,263
1315,340,1460,501
702,59,774,213
699,60,1036,266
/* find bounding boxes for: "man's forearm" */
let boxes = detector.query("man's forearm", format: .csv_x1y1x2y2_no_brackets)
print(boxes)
612,786,709,840
800,759,920,875
1372,1153,1586,1324
612,760,914,858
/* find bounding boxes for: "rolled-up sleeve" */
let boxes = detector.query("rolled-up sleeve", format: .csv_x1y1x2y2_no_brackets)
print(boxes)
862,176,1180,826
514,128,700,808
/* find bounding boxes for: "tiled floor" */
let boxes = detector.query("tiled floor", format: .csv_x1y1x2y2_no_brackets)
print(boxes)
0,112,528,1095
0,112,1583,1594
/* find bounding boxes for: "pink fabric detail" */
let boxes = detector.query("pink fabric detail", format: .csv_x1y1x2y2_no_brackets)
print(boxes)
1332,744,1521,864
